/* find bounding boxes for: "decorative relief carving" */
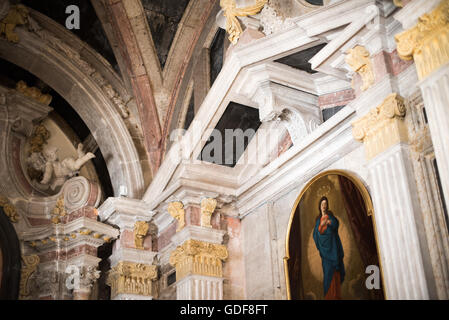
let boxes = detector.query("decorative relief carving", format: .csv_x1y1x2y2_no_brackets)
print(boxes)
200,198,217,228
133,221,149,250
168,201,185,232
16,80,52,105
220,0,268,44
0,195,19,223
352,93,407,159
259,3,295,36
26,124,50,182
169,240,228,281
395,0,449,79
0,4,28,43
345,46,375,91
19,255,40,300
107,262,158,298
29,143,95,191
78,265,101,289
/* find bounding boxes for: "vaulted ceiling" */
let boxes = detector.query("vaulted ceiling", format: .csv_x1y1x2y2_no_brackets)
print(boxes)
15,0,219,179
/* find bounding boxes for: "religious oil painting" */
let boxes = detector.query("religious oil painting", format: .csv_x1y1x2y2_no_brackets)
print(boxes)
286,172,384,300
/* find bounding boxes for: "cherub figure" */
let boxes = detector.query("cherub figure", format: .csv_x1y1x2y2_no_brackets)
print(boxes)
40,143,95,190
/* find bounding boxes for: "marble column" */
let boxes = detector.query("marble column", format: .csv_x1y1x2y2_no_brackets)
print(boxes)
353,93,431,299
395,0,449,213
98,197,158,300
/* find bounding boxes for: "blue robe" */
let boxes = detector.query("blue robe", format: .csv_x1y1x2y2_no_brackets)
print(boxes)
313,214,345,296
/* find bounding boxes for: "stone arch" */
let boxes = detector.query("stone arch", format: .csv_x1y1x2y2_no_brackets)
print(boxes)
0,15,144,198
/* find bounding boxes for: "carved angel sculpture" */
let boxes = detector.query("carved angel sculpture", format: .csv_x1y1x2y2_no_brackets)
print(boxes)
40,143,95,190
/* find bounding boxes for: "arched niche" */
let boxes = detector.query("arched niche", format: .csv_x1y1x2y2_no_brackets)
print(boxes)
284,170,385,300
0,12,144,198
0,207,21,300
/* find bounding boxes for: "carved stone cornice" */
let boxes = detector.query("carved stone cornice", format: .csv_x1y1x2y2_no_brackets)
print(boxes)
167,201,185,232
19,255,40,300
395,0,449,80
345,46,375,92
169,239,228,281
0,195,19,223
352,93,408,160
107,261,158,298
200,198,217,228
219,0,268,44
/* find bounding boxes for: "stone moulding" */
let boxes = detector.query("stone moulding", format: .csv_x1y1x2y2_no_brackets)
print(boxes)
107,261,158,298
395,0,449,80
352,93,408,160
169,239,228,281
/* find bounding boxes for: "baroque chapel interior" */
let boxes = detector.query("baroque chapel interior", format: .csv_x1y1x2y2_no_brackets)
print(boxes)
0,0,448,301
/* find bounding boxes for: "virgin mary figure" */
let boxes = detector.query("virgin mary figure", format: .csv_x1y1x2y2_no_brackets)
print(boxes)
313,196,345,299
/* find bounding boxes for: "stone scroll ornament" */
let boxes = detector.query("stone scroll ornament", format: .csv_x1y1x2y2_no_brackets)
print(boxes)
220,0,268,44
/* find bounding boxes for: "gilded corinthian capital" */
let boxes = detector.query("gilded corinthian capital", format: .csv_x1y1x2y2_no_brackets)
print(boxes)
395,0,449,79
169,240,228,281
107,262,157,298
352,93,407,160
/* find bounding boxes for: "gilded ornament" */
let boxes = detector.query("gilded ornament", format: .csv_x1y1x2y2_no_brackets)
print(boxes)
345,46,375,91
0,195,19,223
395,0,449,79
169,239,228,281
107,261,157,298
200,198,217,228
51,195,66,225
19,255,40,300
168,201,186,232
220,0,268,44
133,221,149,250
16,80,52,105
0,4,28,43
352,93,408,159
